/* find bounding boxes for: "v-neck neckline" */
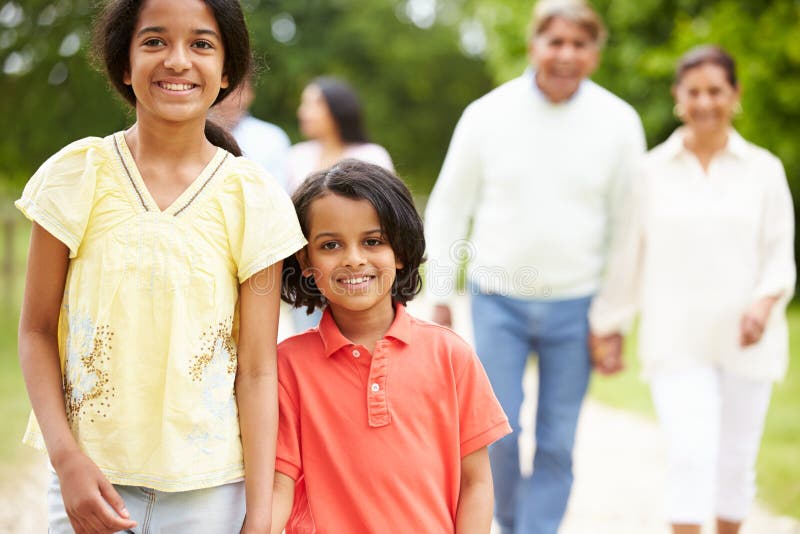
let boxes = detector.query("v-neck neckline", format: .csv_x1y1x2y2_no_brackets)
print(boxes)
113,131,229,216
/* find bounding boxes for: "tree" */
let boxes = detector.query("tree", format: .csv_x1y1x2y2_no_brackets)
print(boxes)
0,0,493,195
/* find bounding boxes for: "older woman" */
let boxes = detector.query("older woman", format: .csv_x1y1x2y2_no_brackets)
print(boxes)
590,46,795,534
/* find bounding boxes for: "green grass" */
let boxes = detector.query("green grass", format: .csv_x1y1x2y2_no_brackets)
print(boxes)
0,211,32,475
590,312,800,519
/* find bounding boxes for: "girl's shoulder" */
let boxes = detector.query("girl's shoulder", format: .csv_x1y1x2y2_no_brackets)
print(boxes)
218,154,290,203
39,135,114,172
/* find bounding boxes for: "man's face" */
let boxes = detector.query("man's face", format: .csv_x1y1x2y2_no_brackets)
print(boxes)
528,17,599,103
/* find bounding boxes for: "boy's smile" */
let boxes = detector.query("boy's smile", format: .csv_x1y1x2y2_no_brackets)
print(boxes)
301,194,402,318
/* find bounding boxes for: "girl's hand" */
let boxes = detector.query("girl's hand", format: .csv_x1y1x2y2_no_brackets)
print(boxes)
55,451,137,534
240,515,270,534
740,297,776,347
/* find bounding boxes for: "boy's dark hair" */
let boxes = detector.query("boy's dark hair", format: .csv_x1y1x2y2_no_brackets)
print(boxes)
282,159,425,314
91,0,252,155
312,77,369,144
675,45,738,88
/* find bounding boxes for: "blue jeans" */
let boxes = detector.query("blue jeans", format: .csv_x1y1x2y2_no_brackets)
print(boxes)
47,472,245,533
471,291,592,534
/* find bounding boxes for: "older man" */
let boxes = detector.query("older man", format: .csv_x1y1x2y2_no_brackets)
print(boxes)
425,1,645,532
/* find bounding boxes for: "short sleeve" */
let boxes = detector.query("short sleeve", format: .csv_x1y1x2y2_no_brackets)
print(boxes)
221,159,306,283
454,341,512,457
15,137,106,258
275,373,302,481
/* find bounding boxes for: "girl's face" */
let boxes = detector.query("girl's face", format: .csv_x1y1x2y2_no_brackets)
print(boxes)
125,0,229,127
300,194,402,318
297,84,338,141
673,63,739,135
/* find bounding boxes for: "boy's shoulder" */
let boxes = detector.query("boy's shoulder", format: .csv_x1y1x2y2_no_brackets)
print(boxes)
403,310,477,363
278,328,323,358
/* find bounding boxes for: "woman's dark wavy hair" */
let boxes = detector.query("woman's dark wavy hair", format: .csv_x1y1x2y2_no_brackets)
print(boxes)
675,45,738,88
91,0,251,155
282,159,425,314
312,77,369,144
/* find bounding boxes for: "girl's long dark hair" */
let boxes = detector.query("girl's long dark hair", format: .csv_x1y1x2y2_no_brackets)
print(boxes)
91,0,252,155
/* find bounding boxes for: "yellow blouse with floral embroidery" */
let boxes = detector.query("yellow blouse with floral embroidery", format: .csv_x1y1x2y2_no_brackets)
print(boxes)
15,132,306,491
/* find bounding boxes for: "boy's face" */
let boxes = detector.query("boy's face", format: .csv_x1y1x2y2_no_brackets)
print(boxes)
300,194,402,319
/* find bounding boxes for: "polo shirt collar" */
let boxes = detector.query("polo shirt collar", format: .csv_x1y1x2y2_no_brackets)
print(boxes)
664,127,749,160
318,303,413,358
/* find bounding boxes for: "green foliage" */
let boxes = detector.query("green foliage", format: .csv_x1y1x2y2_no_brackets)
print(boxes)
0,0,493,195
465,0,800,267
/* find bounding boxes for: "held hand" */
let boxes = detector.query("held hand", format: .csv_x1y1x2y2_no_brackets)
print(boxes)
55,451,137,534
432,304,453,329
589,332,625,375
240,515,271,534
740,297,775,347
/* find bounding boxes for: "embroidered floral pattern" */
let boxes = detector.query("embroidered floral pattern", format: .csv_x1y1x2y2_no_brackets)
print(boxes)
190,317,237,381
63,315,115,425
185,316,239,455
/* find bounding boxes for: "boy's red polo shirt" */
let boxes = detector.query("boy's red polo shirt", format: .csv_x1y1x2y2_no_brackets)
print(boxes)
276,304,511,533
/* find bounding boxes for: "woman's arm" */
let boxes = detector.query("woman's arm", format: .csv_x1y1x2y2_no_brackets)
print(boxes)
455,446,494,534
19,223,135,533
237,262,283,533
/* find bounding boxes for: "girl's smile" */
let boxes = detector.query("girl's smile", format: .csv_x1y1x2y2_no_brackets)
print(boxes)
124,0,228,126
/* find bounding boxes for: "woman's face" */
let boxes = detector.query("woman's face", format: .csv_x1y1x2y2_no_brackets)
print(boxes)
673,63,740,135
298,84,338,141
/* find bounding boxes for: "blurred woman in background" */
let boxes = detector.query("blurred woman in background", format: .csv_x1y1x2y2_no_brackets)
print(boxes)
286,77,393,193
589,45,795,534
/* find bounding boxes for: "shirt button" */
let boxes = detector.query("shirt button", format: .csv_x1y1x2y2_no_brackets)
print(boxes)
371,383,380,392
352,349,360,358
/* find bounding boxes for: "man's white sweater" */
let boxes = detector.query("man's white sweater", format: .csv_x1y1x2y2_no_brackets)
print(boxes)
425,71,646,301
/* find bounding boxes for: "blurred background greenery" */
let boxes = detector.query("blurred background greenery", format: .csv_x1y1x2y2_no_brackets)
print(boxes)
0,0,798,520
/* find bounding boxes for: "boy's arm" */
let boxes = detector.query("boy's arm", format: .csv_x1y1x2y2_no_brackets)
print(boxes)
270,471,296,534
455,446,494,534
237,263,283,533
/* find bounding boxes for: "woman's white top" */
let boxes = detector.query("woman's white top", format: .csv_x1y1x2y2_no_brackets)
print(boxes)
285,140,394,193
590,128,795,381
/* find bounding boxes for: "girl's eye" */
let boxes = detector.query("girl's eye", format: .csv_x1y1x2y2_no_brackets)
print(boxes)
364,238,383,247
143,38,164,47
321,242,340,250
193,40,214,50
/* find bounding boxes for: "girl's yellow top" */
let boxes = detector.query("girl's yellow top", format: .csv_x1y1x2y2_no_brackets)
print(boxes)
15,132,306,491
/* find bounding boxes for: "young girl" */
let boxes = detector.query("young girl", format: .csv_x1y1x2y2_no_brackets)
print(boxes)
16,0,305,532
273,159,511,533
